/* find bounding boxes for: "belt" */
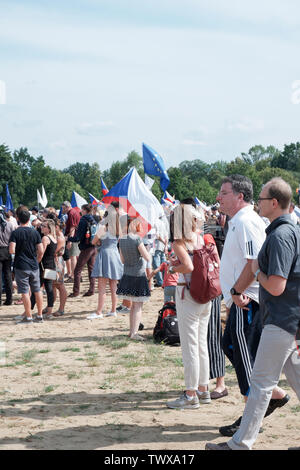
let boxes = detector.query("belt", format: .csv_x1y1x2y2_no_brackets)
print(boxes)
177,283,187,287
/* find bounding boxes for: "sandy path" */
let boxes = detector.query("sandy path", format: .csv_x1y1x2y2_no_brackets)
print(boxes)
0,274,299,450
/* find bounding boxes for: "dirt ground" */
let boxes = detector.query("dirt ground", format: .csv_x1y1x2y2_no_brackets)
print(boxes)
0,274,299,451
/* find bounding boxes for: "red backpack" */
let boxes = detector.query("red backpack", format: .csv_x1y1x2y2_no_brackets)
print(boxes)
189,234,222,304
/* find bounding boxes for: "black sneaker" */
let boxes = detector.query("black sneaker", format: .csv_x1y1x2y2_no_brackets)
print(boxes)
219,417,242,437
264,394,290,417
219,416,263,437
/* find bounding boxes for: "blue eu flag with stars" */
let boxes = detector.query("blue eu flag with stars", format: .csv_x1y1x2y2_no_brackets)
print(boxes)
142,143,170,191
5,184,14,212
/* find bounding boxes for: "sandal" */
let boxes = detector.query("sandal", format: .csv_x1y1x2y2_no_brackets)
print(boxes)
53,310,64,317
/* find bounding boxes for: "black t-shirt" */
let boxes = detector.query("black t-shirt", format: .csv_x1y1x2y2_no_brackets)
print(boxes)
9,226,42,271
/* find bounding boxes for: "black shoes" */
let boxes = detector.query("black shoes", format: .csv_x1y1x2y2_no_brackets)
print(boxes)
0,299,13,306
264,394,290,417
219,394,290,437
219,417,242,437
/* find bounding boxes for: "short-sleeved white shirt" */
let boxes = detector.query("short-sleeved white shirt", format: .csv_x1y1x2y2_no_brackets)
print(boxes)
220,205,266,308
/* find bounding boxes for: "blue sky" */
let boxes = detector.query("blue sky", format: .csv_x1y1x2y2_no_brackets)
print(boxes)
1,0,300,171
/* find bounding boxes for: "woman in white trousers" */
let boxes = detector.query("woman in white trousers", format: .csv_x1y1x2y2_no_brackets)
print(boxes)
166,199,212,410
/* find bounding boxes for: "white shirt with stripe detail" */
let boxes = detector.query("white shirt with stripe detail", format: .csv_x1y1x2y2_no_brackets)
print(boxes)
220,205,266,308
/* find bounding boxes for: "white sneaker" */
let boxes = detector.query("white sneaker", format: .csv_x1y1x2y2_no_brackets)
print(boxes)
86,313,104,320
15,315,25,321
116,306,130,314
105,311,117,317
167,392,200,410
196,390,211,404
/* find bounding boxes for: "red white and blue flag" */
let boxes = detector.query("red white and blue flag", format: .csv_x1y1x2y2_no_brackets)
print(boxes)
163,191,175,205
101,178,109,196
71,191,88,209
102,167,164,236
89,193,100,206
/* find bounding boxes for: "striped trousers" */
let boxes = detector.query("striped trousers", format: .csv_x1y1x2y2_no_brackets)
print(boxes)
222,300,263,396
207,296,225,379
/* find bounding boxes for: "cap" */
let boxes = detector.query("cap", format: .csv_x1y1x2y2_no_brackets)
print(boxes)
31,206,39,212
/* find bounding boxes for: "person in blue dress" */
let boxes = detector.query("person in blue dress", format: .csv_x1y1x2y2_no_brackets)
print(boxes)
87,205,123,320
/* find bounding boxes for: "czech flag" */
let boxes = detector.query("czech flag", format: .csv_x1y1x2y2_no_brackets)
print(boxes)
161,197,173,207
101,178,109,196
163,191,175,204
71,191,88,209
89,193,100,206
195,197,210,211
102,167,164,237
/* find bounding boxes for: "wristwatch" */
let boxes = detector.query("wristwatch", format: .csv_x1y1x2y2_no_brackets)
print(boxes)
254,268,261,281
230,287,241,296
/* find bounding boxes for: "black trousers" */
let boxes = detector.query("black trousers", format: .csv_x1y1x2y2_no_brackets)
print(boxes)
222,300,262,396
31,269,54,309
0,246,12,305
207,295,225,380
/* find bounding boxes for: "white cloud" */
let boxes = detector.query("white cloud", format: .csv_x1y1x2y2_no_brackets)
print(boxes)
227,118,265,133
182,139,207,146
49,140,68,151
75,121,116,136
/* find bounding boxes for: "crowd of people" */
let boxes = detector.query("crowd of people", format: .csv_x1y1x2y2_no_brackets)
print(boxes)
0,174,300,450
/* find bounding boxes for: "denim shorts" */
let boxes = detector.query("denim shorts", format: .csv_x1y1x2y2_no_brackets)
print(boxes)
14,268,41,294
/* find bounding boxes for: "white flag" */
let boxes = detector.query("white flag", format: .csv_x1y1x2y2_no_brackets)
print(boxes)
144,174,154,190
41,185,48,208
37,189,44,207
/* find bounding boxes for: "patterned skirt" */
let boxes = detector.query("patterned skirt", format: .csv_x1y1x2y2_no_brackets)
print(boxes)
117,274,150,303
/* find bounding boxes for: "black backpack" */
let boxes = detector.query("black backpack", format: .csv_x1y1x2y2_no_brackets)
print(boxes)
85,218,97,246
153,301,180,346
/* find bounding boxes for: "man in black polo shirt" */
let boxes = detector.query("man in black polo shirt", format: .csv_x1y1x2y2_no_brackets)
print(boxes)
206,177,300,450
9,207,44,324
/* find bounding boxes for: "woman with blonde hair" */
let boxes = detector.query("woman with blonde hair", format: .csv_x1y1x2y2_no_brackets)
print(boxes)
166,198,212,409
87,203,123,320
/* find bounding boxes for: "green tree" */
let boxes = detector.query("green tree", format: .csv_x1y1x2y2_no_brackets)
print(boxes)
271,142,300,171
0,144,25,206
63,162,102,200
103,150,144,188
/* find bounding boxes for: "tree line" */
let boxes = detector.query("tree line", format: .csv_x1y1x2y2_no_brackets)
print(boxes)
0,142,300,209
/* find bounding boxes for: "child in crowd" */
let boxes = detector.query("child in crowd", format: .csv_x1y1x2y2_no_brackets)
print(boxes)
149,247,179,303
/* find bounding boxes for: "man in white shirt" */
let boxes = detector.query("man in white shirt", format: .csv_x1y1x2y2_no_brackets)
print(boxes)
289,202,299,225
216,175,288,437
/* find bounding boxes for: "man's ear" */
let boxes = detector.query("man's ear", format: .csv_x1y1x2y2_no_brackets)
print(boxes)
272,198,279,210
